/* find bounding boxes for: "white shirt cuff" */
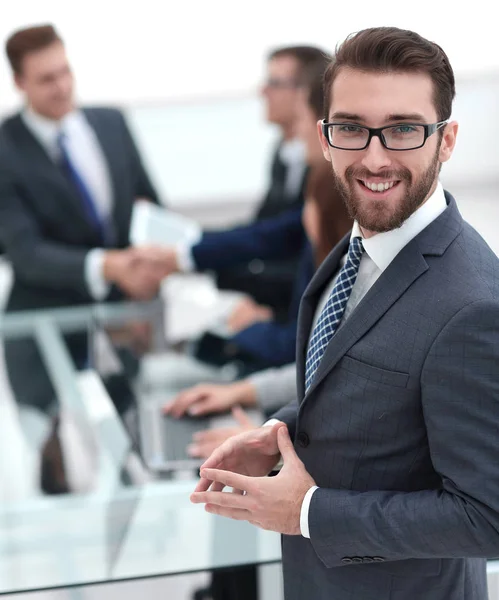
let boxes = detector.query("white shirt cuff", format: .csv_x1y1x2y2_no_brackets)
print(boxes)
175,244,195,272
263,419,282,427
85,249,110,301
300,485,319,539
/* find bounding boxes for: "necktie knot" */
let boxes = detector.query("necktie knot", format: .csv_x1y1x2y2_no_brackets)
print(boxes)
348,236,364,261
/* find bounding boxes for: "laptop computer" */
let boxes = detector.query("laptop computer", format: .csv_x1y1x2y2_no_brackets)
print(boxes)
88,318,262,474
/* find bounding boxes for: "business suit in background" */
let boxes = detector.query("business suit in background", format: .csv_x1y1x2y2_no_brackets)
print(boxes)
202,45,328,325
0,25,162,414
0,107,160,412
215,140,307,318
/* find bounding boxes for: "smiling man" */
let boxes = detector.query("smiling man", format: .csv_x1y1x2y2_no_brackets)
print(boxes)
191,27,499,600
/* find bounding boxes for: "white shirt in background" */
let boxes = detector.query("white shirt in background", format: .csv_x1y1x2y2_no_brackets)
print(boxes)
22,107,113,300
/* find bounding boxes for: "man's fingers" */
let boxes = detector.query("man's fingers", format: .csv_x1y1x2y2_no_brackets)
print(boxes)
210,481,226,493
232,406,254,428
165,388,207,418
276,425,297,463
187,441,224,459
193,427,234,443
200,468,255,493
190,490,250,510
193,476,213,493
205,505,252,522
199,439,234,471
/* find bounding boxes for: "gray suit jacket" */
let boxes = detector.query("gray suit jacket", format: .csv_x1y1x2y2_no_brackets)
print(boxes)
0,107,160,411
273,192,499,600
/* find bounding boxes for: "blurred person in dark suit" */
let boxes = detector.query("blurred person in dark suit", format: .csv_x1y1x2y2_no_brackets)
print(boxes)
0,25,164,425
165,55,352,451
205,46,330,319
185,62,353,375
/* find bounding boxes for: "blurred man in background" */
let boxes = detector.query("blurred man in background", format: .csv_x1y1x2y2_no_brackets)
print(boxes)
212,46,326,319
0,25,165,480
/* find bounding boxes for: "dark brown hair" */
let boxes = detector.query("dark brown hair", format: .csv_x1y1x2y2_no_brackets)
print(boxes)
307,161,352,266
302,52,352,265
305,52,333,119
268,46,330,86
6,24,62,75
323,27,455,122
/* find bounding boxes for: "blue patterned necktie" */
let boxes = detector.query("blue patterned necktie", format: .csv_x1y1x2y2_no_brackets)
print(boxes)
57,132,111,245
305,236,365,391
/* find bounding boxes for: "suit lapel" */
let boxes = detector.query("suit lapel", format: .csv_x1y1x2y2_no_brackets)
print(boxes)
12,115,94,227
297,194,463,403
296,233,350,396
12,115,111,244
301,246,428,401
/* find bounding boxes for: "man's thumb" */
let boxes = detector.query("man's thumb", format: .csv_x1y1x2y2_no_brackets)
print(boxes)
276,425,296,461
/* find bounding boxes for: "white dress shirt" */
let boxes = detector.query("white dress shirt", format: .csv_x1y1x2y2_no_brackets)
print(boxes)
22,107,113,300
278,138,307,198
268,182,447,538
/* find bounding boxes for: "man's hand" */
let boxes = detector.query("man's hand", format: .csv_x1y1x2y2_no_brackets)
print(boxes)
133,246,180,278
193,421,285,494
187,406,256,458
227,298,274,333
103,248,165,300
163,381,257,418
191,425,316,535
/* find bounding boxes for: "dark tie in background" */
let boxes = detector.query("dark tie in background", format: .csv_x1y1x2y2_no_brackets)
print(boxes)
57,132,112,246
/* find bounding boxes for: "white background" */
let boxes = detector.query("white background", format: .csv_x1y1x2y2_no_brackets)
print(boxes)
0,0,497,112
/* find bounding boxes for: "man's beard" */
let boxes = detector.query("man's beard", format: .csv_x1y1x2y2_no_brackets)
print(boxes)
333,150,441,233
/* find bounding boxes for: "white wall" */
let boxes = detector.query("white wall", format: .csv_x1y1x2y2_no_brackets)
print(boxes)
0,0,498,112
122,70,499,210
1,1,497,205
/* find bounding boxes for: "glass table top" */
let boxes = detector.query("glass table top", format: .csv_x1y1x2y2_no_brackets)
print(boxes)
0,299,281,595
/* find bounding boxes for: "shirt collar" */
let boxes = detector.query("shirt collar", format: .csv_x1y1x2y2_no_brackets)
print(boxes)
351,182,447,272
21,107,81,158
279,138,307,166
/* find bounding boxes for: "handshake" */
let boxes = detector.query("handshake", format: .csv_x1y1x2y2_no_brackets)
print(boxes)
103,245,180,301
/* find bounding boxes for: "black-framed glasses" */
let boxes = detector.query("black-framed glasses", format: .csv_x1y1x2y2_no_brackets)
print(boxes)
321,120,448,151
264,77,302,90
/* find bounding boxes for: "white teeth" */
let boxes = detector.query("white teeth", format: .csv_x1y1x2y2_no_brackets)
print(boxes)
363,181,396,192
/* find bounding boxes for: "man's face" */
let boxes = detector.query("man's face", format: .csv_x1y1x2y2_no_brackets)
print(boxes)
16,41,74,121
261,56,302,128
318,68,458,234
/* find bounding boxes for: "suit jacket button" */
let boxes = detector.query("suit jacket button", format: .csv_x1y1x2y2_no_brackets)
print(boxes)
296,432,310,447
362,557,374,563
373,557,385,562
341,557,353,564
351,557,363,563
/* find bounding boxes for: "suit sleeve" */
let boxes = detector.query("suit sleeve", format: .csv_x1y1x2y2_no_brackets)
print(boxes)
231,319,298,367
249,363,297,413
307,299,499,568
0,166,92,296
118,111,161,206
191,208,304,271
